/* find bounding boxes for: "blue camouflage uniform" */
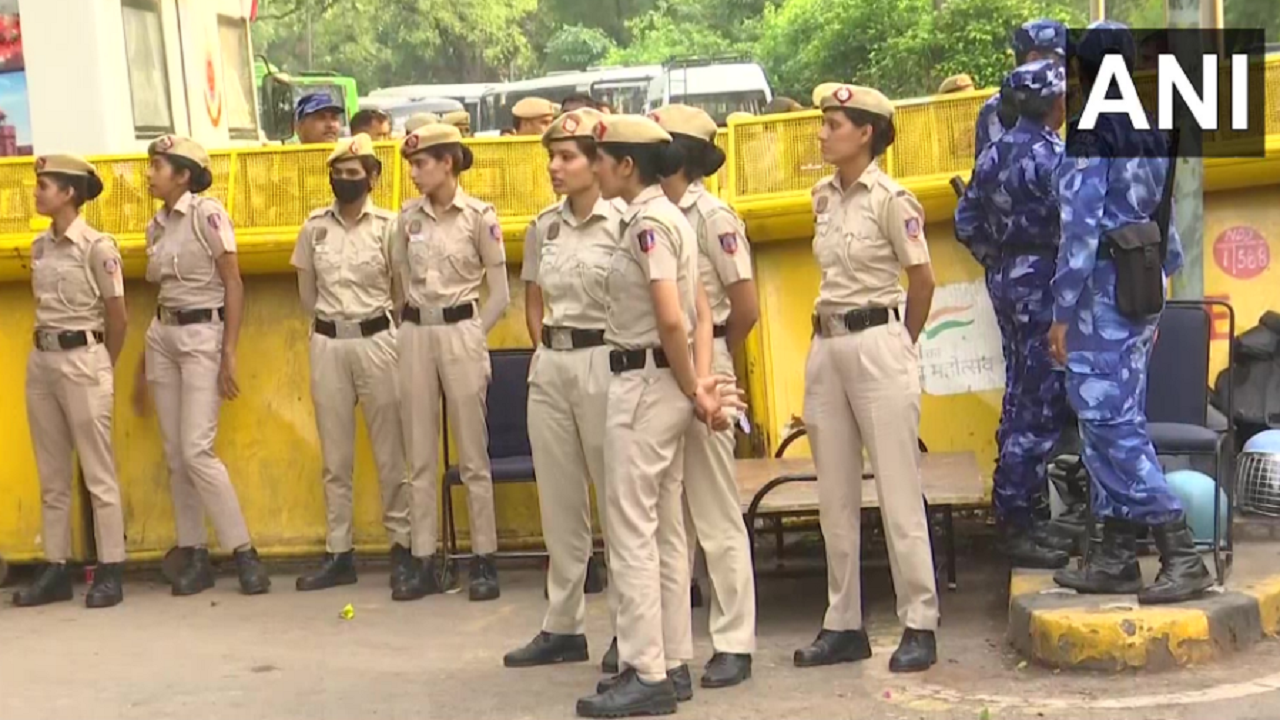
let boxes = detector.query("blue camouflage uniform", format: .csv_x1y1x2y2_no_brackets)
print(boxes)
955,60,1071,528
973,19,1067,160
1054,21,1184,525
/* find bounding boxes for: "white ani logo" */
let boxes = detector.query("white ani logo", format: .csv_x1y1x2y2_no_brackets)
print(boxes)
1079,54,1252,132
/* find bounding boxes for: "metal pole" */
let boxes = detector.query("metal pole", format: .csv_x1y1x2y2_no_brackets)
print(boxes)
1164,0,1214,299
1090,0,1106,22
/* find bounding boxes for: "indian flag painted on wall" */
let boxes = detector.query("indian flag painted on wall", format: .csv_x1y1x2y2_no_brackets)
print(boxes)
915,280,1006,396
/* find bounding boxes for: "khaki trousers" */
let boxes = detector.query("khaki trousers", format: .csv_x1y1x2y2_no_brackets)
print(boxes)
606,362,694,682
802,323,939,632
397,318,497,557
25,344,126,563
145,320,251,550
309,328,411,552
682,339,757,654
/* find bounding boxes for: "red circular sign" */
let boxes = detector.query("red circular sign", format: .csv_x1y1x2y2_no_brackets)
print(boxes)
1213,226,1270,280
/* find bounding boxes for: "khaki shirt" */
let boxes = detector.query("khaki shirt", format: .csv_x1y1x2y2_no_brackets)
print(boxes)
605,185,699,350
811,163,930,312
521,198,622,330
290,200,397,321
145,192,236,310
392,188,506,309
676,183,753,326
30,217,124,332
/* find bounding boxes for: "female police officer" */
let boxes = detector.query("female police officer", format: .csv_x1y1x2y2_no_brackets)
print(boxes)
16,155,128,609
575,114,740,718
793,86,939,673
134,135,270,597
651,104,760,689
504,108,622,669
291,134,413,594
392,123,510,602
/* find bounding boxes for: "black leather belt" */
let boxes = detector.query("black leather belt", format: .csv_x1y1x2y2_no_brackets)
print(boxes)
402,302,474,325
812,306,899,336
33,329,105,351
713,324,728,339
609,347,670,373
314,314,391,339
1000,243,1057,259
157,306,225,325
541,326,607,350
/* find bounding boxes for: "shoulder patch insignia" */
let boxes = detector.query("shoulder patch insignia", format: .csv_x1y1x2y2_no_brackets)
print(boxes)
718,232,739,254
314,227,328,245
489,223,503,242
403,134,420,151
637,228,655,253
905,216,921,240
547,222,561,241
103,257,121,275
31,242,44,261
207,212,223,231
815,196,829,214
408,219,423,235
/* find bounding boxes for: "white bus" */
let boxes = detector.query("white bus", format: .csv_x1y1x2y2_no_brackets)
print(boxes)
369,83,493,131
476,66,661,134
645,58,772,126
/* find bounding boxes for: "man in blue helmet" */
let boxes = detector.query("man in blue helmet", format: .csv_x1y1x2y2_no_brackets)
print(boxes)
974,20,1067,160
955,59,1075,569
1049,21,1213,603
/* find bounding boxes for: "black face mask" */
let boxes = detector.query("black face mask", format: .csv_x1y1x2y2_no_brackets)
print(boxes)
330,176,370,205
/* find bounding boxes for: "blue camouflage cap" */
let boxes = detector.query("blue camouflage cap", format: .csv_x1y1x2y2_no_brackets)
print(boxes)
1013,19,1067,58
1073,20,1137,68
295,92,344,122
1004,59,1067,98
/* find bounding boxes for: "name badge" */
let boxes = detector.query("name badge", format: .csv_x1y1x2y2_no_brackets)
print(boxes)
409,234,426,244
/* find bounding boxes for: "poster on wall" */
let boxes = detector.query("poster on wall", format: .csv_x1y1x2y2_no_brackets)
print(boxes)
0,0,30,156
916,279,1007,396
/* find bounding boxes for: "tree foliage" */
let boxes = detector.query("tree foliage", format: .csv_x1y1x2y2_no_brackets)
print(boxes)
605,0,765,65
543,25,618,71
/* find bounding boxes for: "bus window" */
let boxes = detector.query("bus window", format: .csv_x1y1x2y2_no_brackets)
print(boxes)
673,92,769,126
121,0,174,137
218,15,258,138
592,83,648,114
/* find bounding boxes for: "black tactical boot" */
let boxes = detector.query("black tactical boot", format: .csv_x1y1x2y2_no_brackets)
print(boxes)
601,637,619,674
584,555,607,595
1138,516,1214,604
702,652,752,688
794,629,873,668
889,628,937,673
389,543,412,589
234,547,271,595
85,563,124,609
13,562,73,607
1028,523,1076,553
1000,525,1070,569
469,554,500,601
172,547,216,596
1046,506,1091,541
392,554,443,601
1053,518,1144,594
577,668,677,718
296,551,357,592
504,631,589,668
598,664,692,702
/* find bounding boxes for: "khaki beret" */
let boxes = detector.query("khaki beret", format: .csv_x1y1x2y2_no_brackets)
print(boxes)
649,104,717,142
811,82,843,108
591,114,672,144
818,84,895,119
726,112,754,124
35,154,96,178
148,134,211,169
938,74,976,94
512,97,556,119
402,123,463,157
404,113,439,133
327,133,376,165
442,110,471,128
542,108,603,146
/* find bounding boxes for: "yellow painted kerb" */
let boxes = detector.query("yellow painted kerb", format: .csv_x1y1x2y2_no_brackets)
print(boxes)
1031,606,1214,668
1242,577,1280,637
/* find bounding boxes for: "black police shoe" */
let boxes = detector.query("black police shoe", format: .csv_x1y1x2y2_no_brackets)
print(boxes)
172,547,216,596
296,551,357,592
702,652,752,688
1028,524,1076,553
13,562,73,607
85,563,124,609
601,637,619,674
504,631,590,668
389,543,412,589
1054,518,1144,594
469,554,500,602
597,665,692,702
1138,516,1214,604
794,629,873,668
584,555,608,595
577,668,678,718
392,554,444,601
1000,526,1070,569
235,547,271,595
889,628,937,673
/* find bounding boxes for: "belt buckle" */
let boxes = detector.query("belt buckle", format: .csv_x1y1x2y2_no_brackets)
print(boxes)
848,311,870,331
549,328,573,351
820,314,846,337
334,320,363,340
36,332,59,351
420,306,445,325
159,307,177,325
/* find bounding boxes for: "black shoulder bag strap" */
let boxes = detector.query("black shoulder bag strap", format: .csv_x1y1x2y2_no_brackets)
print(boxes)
1153,128,1180,265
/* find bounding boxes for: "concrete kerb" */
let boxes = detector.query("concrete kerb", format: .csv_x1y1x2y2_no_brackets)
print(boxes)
1008,568,1280,671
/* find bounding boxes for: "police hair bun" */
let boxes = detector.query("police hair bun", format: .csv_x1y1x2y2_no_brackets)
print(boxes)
85,174,105,202
459,145,475,172
191,167,214,194
704,145,727,177
657,141,685,178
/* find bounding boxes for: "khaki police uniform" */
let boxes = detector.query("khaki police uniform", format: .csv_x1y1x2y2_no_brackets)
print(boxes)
442,110,472,137
144,135,252,552
805,87,939,634
597,115,698,683
653,102,758,656
291,136,411,553
938,74,975,94
405,113,439,135
513,97,556,136
393,124,507,559
26,155,126,564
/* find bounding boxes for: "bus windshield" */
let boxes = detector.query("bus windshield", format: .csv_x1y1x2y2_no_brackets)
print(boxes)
592,82,648,114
